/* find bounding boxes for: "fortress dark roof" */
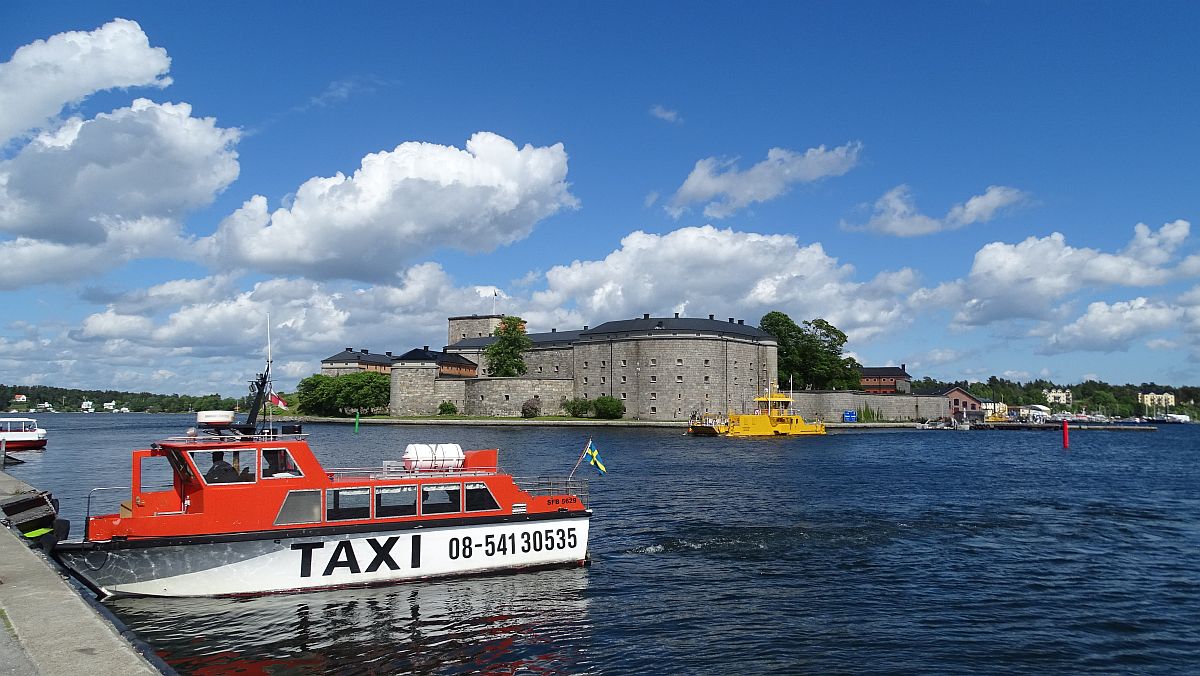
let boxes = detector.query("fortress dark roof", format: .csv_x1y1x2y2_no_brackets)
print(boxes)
445,315,772,349
395,348,477,366
321,348,395,366
860,366,911,378
581,316,772,341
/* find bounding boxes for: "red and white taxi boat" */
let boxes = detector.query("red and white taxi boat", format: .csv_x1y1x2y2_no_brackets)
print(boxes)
53,375,591,598
0,417,47,451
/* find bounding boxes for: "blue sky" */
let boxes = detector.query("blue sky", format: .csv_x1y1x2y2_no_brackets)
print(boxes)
2,3,1199,396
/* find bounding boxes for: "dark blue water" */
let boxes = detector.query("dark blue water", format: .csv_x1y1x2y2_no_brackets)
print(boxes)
8,414,1200,673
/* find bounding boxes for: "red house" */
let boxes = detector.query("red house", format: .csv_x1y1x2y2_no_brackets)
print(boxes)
859,365,912,393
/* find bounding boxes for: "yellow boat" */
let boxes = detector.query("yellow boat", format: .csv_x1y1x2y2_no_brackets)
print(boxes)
687,393,826,437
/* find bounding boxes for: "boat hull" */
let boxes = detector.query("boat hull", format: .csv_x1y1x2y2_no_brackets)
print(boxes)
56,513,589,598
0,438,47,450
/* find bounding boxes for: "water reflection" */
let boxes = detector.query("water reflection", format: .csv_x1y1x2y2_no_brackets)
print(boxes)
109,567,594,675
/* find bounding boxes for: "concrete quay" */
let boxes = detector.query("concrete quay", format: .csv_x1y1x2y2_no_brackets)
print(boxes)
0,470,163,675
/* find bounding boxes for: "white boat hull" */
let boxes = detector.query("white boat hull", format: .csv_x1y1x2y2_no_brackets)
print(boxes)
57,515,589,598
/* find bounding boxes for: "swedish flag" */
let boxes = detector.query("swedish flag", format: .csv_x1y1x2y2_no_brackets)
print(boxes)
586,440,607,474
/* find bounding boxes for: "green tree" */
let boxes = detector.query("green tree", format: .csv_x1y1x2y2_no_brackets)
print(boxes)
561,397,594,417
295,374,341,416
437,401,458,415
335,371,390,414
592,395,625,419
759,312,861,390
483,315,533,377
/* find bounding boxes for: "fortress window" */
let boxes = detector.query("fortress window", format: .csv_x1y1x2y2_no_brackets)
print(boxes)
621,359,627,367
704,359,711,367
583,361,588,368
650,375,657,383
676,375,683,383
601,376,606,384
583,377,589,384
676,358,683,366
504,395,510,401
704,376,710,383
649,358,657,366
650,392,657,399
537,366,542,373
554,365,560,373
621,375,627,383
601,360,607,367
650,407,657,414
620,392,627,399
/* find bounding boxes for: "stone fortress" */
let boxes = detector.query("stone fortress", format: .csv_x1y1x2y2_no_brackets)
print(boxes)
351,313,950,422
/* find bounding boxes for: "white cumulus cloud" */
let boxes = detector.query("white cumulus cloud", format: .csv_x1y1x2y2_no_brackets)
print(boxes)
199,132,578,282
0,98,240,289
531,224,916,342
844,184,1028,237
912,221,1190,327
1042,298,1181,354
667,141,862,219
0,18,171,144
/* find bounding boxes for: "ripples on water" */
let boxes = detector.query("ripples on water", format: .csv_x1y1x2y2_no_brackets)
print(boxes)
8,416,1200,673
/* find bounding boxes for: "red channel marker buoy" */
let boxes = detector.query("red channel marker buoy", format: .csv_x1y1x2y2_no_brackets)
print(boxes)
1062,419,1069,449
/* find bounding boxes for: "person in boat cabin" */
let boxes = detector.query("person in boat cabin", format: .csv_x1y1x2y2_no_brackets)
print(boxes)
262,449,298,478
204,451,241,484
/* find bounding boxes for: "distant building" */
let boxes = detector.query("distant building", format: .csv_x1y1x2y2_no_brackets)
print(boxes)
979,398,1008,419
859,365,912,394
1137,392,1175,408
1043,388,1073,406
320,347,398,376
917,386,983,422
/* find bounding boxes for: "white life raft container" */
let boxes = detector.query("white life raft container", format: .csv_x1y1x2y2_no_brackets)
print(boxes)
402,443,465,471
196,410,236,426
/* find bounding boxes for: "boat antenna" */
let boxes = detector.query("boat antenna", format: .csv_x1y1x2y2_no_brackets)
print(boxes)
238,314,271,434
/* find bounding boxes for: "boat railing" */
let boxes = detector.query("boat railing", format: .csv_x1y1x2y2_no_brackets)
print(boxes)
83,486,130,541
159,432,309,444
515,476,590,509
325,465,500,481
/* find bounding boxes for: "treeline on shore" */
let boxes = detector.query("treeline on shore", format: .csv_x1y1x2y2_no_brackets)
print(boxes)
0,383,242,413
913,376,1199,418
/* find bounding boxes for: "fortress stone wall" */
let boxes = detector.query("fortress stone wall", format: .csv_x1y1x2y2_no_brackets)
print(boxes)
788,391,949,422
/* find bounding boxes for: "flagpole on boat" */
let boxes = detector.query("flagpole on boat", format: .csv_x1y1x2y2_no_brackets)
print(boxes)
266,313,273,428
568,437,591,480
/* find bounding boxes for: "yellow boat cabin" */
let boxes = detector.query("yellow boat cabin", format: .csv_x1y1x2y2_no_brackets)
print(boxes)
687,393,826,437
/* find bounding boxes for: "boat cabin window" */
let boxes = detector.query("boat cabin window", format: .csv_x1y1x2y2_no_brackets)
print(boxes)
275,490,321,525
326,488,371,521
464,482,500,511
376,485,417,518
262,448,303,478
421,483,461,515
139,455,176,492
190,449,257,484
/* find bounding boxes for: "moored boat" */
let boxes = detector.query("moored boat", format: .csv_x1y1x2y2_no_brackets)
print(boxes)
0,417,47,451
51,372,591,598
688,393,826,437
